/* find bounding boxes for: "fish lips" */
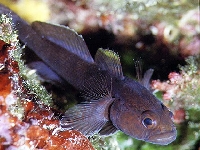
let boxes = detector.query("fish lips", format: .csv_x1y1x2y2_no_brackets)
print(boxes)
144,127,177,145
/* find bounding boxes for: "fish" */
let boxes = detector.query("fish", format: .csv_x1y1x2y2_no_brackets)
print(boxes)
0,4,177,145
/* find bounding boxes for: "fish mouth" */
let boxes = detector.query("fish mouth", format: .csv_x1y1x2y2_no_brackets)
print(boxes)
144,128,177,145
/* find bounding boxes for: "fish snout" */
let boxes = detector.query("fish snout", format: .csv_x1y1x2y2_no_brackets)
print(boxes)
159,124,175,133
144,124,177,145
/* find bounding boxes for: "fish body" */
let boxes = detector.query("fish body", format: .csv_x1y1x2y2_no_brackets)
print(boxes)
0,4,176,145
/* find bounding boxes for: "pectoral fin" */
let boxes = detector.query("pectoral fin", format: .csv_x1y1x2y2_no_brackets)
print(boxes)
99,121,118,136
61,95,115,136
95,48,124,80
31,21,94,63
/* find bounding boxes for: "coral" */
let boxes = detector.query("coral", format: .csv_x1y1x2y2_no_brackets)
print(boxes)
0,14,52,106
45,0,200,57
0,14,94,150
152,55,200,111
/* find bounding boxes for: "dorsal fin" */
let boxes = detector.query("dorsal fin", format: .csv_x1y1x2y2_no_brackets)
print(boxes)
95,48,124,80
99,121,118,136
140,69,154,90
134,60,154,89
31,21,94,63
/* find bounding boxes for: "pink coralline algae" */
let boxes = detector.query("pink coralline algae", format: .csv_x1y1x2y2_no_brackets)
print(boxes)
151,55,200,124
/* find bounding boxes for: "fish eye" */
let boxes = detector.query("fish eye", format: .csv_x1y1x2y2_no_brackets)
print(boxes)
142,117,156,129
143,118,153,126
141,110,158,129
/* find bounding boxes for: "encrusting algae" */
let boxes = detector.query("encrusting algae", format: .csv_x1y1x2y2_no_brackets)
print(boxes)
0,14,94,150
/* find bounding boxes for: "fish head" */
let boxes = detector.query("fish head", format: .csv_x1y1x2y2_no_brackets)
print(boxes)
110,78,177,145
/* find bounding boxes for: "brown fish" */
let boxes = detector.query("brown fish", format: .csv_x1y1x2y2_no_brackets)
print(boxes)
0,4,176,145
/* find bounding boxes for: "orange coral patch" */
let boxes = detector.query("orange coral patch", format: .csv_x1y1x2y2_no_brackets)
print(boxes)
27,125,50,148
45,130,95,150
0,40,11,97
